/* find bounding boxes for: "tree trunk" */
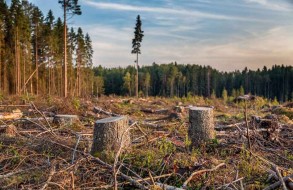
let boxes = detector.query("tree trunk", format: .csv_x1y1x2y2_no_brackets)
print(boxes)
35,24,39,95
91,116,130,154
136,53,138,98
63,0,68,98
188,107,215,147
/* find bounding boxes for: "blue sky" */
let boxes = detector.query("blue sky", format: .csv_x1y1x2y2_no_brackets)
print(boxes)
17,0,293,70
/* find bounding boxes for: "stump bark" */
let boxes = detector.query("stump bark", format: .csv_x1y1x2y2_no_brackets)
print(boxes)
91,116,130,154
188,107,215,147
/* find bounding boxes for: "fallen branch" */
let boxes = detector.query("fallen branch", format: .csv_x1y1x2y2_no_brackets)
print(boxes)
155,182,185,190
0,166,47,179
46,138,148,189
30,102,55,136
93,107,120,117
217,177,244,190
40,162,56,190
273,165,288,190
263,174,293,190
72,134,81,164
141,108,169,114
182,163,226,189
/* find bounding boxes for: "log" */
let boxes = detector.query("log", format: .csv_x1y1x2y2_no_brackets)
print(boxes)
91,116,130,154
93,107,120,117
188,107,215,147
53,115,79,126
0,109,23,120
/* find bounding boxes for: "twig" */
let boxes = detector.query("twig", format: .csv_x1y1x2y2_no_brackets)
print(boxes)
135,122,149,141
244,100,251,150
122,173,173,185
217,177,244,189
71,171,75,190
72,134,81,164
273,165,288,190
93,106,120,117
182,163,225,189
240,179,244,190
148,170,155,186
30,102,55,136
40,162,56,190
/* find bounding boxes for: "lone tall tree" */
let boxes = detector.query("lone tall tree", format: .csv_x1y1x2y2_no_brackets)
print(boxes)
58,0,81,97
131,15,144,98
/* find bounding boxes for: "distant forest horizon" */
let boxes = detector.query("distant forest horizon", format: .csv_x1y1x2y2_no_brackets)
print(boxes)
93,63,293,102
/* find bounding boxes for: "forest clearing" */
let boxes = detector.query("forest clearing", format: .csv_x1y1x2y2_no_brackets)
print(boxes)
0,95,292,189
1,0,293,189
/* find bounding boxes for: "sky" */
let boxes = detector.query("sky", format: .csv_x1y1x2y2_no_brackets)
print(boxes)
12,0,293,71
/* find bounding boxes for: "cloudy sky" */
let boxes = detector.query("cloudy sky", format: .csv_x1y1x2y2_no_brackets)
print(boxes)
20,0,293,71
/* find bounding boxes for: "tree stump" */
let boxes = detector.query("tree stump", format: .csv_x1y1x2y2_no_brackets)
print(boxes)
0,125,17,137
91,116,130,154
53,115,79,126
188,107,215,147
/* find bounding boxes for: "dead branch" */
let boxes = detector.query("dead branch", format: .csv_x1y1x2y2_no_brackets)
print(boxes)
182,163,225,189
273,165,288,190
93,106,120,117
155,182,185,190
72,134,81,164
263,174,293,190
0,166,47,179
141,108,169,114
40,162,56,190
217,177,244,190
45,138,148,189
30,102,55,136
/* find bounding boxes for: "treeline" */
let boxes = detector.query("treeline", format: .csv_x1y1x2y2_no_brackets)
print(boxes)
93,63,293,102
0,0,96,97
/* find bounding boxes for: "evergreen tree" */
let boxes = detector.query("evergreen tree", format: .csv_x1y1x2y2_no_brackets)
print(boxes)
144,72,150,97
131,15,144,98
58,0,81,97
222,88,228,102
123,72,131,96
31,6,43,95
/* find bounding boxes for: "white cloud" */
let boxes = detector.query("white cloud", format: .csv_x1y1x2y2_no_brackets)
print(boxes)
244,0,292,11
83,0,262,22
86,22,293,71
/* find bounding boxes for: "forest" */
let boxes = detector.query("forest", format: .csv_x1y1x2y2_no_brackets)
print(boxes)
0,0,292,102
0,0,94,97
94,63,293,102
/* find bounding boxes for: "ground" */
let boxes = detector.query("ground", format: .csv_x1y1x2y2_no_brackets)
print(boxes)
0,95,292,189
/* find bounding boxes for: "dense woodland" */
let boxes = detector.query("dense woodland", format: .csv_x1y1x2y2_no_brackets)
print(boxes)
94,64,293,102
0,0,94,97
0,0,292,102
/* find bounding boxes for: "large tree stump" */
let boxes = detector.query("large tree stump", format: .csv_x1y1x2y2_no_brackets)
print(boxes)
91,116,130,154
188,107,215,147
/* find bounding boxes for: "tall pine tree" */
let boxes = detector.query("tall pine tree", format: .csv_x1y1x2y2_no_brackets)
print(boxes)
58,0,81,97
131,15,144,98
